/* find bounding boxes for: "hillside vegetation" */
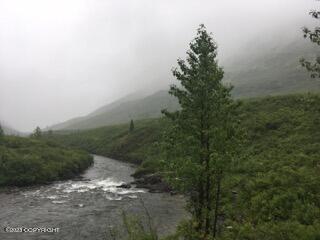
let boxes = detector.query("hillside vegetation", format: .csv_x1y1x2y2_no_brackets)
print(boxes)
0,136,93,187
224,39,320,97
48,39,320,131
49,118,165,165
48,93,320,239
50,90,179,130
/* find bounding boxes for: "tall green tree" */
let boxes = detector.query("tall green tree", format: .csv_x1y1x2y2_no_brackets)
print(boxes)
162,25,241,238
129,119,134,132
32,126,42,138
301,9,320,78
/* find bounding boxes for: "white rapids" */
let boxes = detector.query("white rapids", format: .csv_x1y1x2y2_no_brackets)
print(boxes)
23,177,145,203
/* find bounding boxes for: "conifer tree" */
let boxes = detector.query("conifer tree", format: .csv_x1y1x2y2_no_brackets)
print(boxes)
129,119,134,132
0,124,4,141
162,24,241,238
32,126,42,138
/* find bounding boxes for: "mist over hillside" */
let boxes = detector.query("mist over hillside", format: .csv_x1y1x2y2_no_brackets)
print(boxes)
225,38,319,97
1,0,317,132
0,122,23,136
49,37,320,131
49,90,179,130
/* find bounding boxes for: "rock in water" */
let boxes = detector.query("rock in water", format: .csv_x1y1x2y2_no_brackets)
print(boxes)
117,183,131,189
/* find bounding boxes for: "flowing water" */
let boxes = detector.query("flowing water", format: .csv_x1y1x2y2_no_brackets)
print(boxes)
0,155,187,240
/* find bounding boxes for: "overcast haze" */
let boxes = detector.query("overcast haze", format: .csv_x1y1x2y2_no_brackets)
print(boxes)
0,0,317,132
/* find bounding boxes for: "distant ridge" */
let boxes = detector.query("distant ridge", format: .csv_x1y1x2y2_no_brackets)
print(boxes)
50,39,320,131
49,90,179,130
88,90,148,117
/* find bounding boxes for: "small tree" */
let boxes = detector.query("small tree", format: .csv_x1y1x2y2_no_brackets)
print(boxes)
32,126,42,138
301,8,320,78
162,25,241,238
0,124,4,142
129,119,134,132
0,124,3,136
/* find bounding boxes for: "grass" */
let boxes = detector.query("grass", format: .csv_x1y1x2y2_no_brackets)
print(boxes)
0,135,93,187
49,118,165,165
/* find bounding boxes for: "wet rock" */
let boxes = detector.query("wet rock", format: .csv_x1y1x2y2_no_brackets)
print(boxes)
132,174,172,193
170,191,178,196
148,182,172,193
144,174,162,184
117,183,131,189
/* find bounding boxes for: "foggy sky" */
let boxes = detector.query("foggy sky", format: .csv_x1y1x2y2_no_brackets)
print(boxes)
0,0,317,132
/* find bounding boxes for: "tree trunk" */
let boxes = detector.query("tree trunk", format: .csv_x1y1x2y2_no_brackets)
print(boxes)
204,138,211,235
213,174,221,238
197,106,206,231
197,179,204,230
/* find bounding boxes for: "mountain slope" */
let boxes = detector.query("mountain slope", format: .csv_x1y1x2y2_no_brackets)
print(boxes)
88,90,148,117
50,90,179,130
49,91,150,130
225,39,320,97
51,39,320,131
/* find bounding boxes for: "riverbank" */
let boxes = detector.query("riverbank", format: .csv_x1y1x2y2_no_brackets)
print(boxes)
0,135,93,187
0,155,188,240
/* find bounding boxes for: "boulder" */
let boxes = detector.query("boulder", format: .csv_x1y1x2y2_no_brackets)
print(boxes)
117,183,131,189
131,173,172,193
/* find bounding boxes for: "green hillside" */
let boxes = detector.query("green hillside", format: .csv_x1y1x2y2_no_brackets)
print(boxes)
48,91,150,130
47,93,320,239
0,135,93,187
49,118,164,164
50,90,179,130
49,39,320,131
225,40,320,97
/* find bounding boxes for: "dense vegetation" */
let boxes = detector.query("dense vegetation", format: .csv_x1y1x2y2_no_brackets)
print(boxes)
221,93,320,239
0,135,93,187
48,118,164,165
47,93,320,239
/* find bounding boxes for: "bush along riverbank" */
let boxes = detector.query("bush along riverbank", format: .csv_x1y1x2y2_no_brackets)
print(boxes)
46,92,320,239
0,135,93,187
